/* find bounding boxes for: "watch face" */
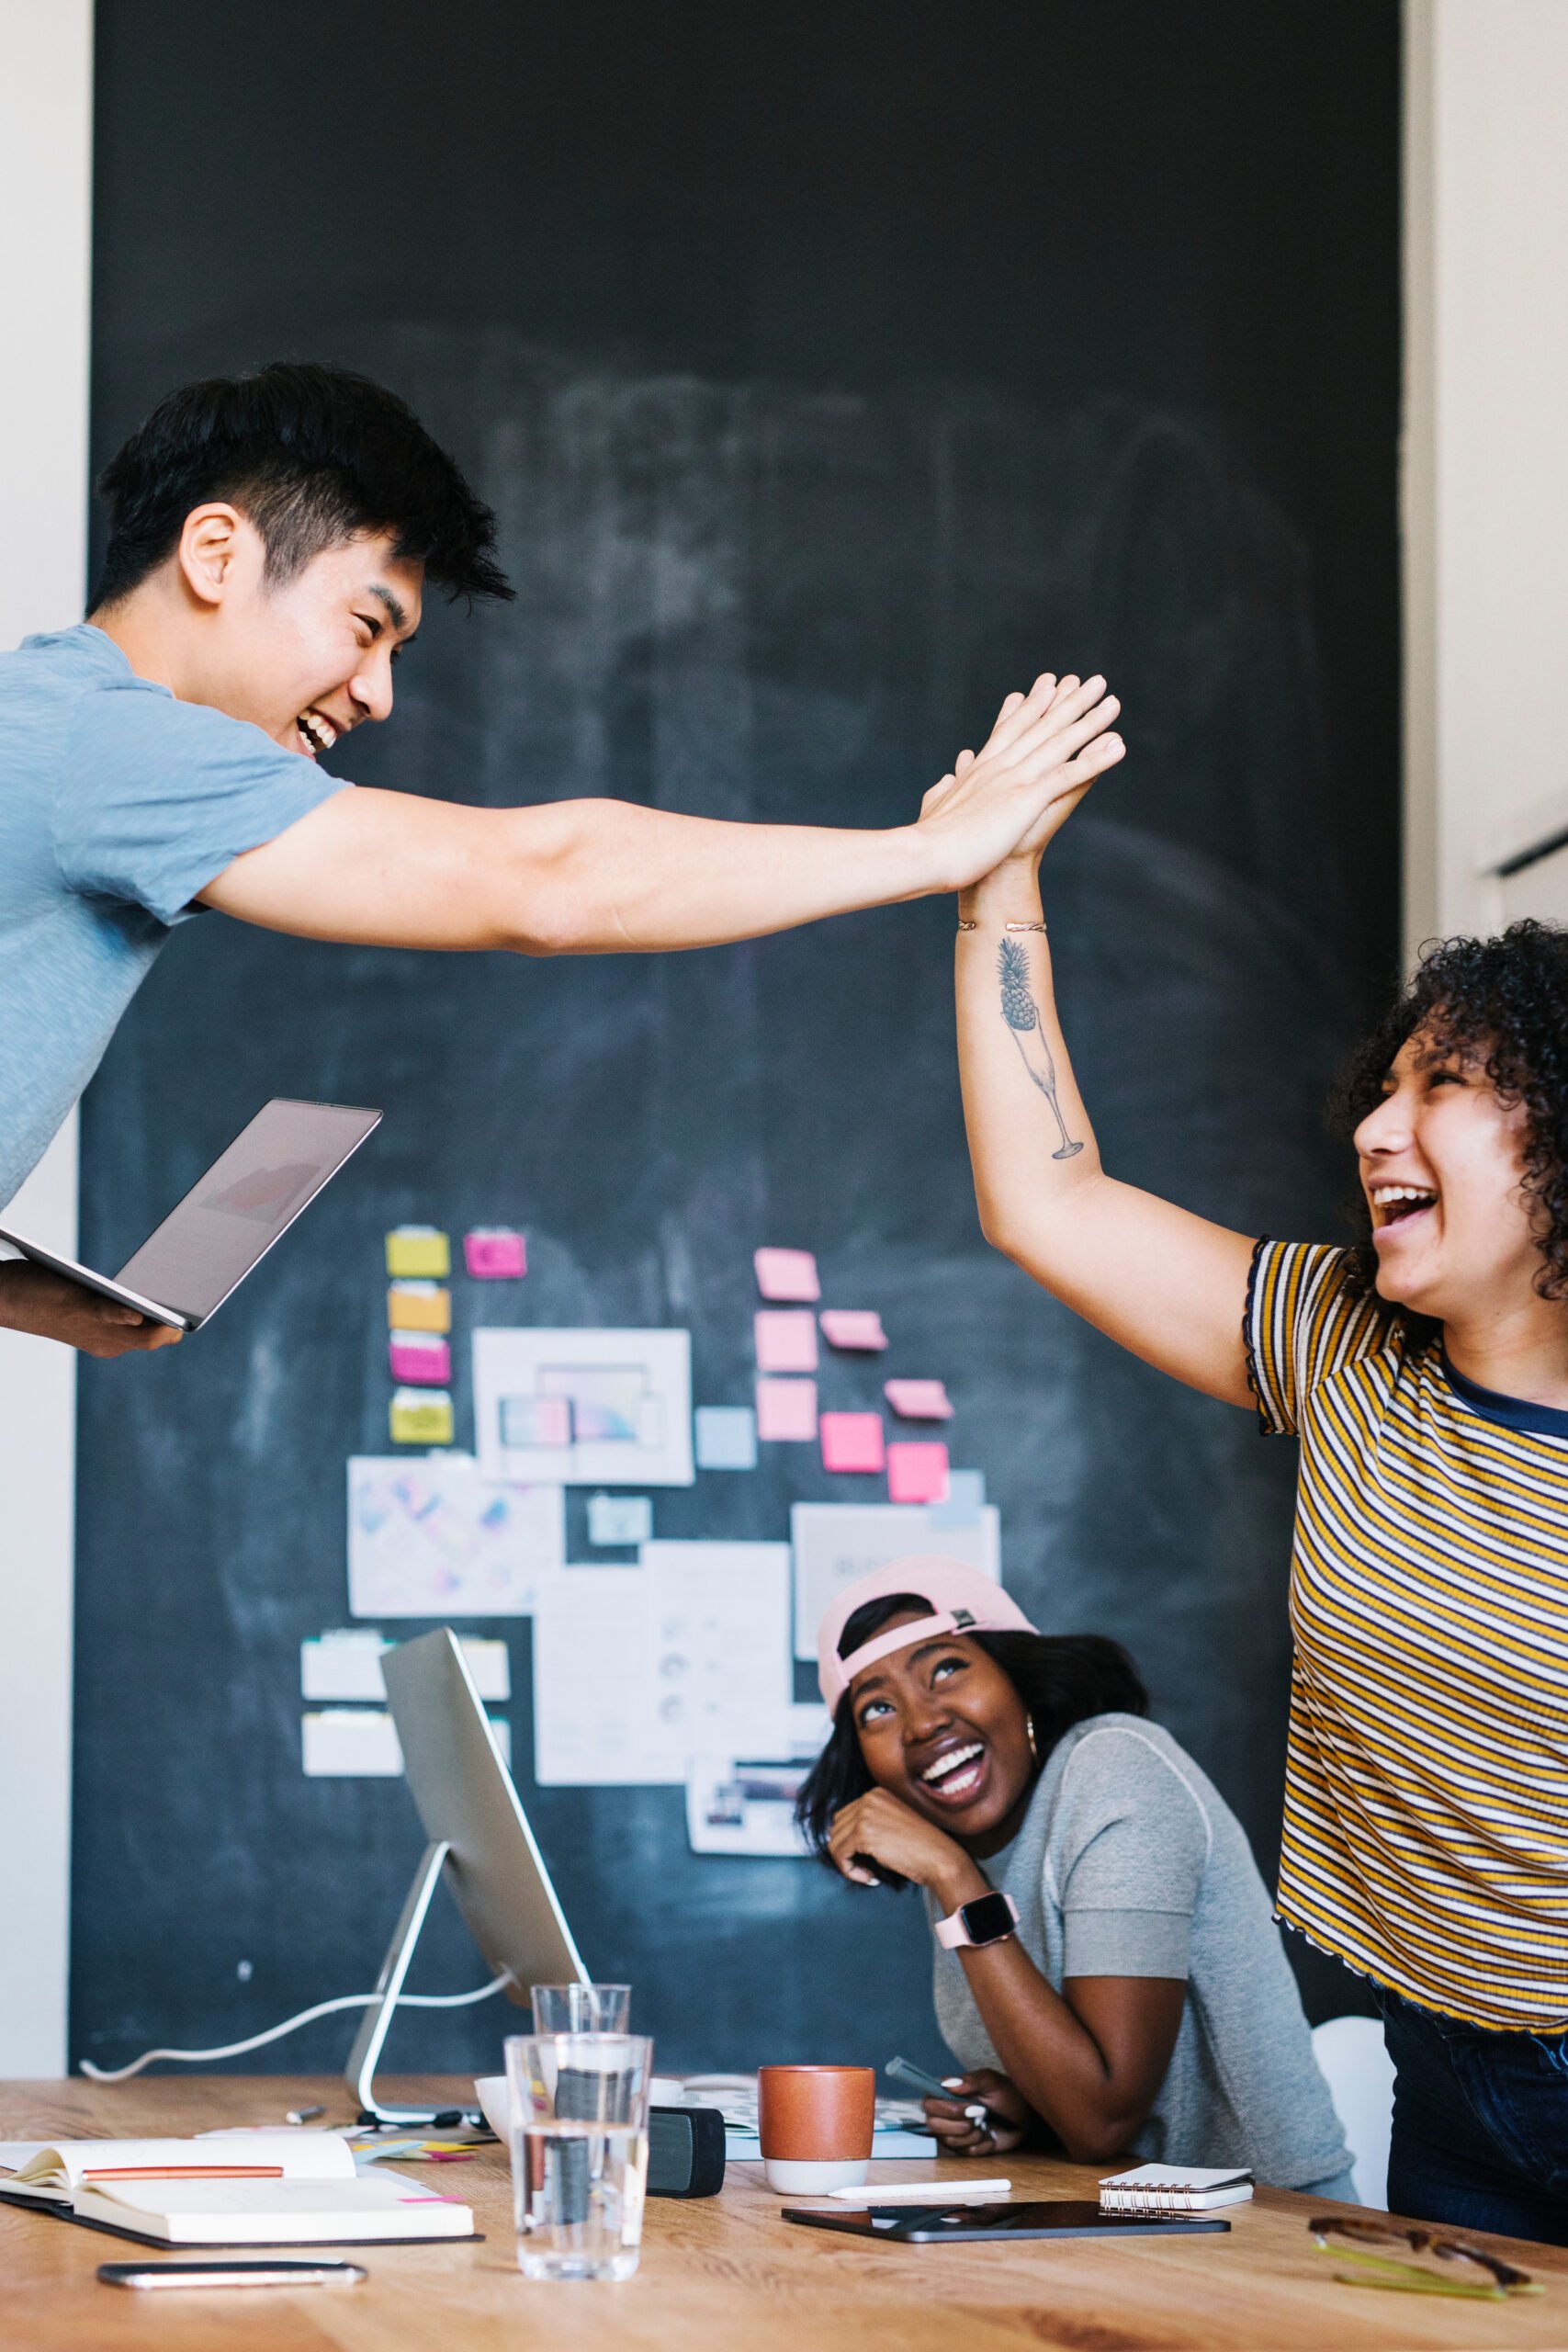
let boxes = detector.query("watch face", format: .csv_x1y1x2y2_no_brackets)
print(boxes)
961,1892,1016,1945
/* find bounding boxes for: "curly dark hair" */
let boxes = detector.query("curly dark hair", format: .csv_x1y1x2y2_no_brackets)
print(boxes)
795,1591,1147,1885
1329,919,1568,1309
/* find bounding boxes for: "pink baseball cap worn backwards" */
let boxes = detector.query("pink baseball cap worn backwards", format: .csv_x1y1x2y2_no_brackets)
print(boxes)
817,1555,1038,1713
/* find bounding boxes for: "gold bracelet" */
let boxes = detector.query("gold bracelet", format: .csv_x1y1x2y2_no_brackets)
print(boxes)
1004,920,1047,933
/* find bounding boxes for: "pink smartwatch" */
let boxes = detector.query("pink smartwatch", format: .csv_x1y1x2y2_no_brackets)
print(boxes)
934,1891,1021,1950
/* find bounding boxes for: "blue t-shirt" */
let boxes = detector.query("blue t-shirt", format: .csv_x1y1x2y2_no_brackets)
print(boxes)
0,625,344,1207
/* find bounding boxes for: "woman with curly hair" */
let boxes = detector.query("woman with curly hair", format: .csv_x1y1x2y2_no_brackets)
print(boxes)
942,676,1568,2242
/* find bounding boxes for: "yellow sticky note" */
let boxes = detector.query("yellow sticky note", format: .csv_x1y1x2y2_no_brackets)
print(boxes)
386,1225,450,1278
389,1387,454,1445
388,1281,451,1333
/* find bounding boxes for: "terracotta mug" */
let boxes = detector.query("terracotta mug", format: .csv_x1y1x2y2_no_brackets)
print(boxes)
757,2064,876,2193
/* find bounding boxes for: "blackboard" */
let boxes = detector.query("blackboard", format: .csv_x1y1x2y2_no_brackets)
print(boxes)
73,0,1400,2080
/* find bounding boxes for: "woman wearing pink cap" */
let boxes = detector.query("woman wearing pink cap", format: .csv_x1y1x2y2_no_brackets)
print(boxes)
798,1555,1352,2191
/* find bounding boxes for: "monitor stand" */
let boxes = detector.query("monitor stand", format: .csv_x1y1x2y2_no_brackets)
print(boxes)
344,1838,490,2128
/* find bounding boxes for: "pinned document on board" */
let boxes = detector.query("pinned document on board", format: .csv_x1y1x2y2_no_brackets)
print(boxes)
302,1708,511,1778
684,1702,832,1857
389,1330,452,1385
347,1453,564,1616
532,1544,791,1785
301,1628,510,1702
755,1376,818,1442
753,1248,819,1302
928,1468,986,1528
464,1227,526,1279
586,1493,654,1547
754,1309,818,1373
389,1387,454,1446
694,1405,758,1470
387,1281,451,1333
385,1225,451,1279
474,1328,694,1487
790,1499,1001,1658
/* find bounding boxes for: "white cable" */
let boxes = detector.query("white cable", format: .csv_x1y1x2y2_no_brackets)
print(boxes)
78,1972,513,2084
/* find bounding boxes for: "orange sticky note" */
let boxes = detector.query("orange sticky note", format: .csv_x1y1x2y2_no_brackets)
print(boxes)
388,1282,451,1333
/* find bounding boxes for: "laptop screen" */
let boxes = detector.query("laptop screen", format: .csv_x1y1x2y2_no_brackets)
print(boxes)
114,1099,380,1325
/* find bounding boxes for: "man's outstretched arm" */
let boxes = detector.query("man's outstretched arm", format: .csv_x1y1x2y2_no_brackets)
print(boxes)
198,675,1123,951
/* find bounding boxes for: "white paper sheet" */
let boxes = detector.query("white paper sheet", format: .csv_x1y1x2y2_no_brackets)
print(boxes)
684,1704,832,1857
532,1543,792,1786
790,1501,1001,1658
346,1454,564,1618
474,1329,694,1488
301,1709,511,1777
301,1629,510,1702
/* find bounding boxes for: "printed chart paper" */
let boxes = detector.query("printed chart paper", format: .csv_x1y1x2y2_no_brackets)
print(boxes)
790,1500,1002,1658
474,1328,694,1488
347,1454,565,1617
532,1544,792,1785
685,1702,832,1857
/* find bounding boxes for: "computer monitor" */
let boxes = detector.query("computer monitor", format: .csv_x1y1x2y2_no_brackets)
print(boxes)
344,1626,587,2123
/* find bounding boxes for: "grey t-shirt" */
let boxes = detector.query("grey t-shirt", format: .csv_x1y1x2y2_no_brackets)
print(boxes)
930,1713,1351,2189
0,624,344,1207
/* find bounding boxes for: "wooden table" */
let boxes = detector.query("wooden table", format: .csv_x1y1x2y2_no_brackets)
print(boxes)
5,2075,1565,2350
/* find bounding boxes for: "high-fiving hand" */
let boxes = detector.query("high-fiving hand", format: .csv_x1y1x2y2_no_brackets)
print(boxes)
918,673,1121,888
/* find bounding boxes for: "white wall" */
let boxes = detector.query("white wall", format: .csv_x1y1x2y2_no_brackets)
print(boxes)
0,0,94,2075
1404,1,1568,957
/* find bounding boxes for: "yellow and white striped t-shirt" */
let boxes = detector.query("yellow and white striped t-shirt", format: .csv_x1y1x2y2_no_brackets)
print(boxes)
1247,1238,1568,2030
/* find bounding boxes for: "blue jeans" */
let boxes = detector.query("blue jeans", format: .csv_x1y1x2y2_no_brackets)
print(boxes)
1380,1988,1568,2245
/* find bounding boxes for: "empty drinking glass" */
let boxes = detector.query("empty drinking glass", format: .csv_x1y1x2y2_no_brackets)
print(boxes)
530,1983,632,2034
506,2031,652,2281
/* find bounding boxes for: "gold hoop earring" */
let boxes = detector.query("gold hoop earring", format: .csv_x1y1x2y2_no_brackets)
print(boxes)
1026,1712,1039,1763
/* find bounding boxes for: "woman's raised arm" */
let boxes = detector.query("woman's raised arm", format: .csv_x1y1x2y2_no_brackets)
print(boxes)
949,683,1256,1408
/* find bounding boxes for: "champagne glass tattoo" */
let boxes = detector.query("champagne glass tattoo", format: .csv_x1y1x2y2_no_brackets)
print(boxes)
998,937,1083,1160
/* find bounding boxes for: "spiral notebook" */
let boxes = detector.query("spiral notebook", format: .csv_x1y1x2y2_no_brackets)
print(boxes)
1099,2164,1253,2214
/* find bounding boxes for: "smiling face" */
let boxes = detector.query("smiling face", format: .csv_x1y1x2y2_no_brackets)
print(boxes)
1354,1023,1541,1325
848,1611,1037,1849
136,503,424,762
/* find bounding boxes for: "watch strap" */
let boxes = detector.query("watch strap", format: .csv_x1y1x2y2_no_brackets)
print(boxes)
934,1891,1020,1950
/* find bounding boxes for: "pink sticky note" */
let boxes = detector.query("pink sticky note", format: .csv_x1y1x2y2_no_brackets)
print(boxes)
755,1377,818,1442
754,1309,818,1374
885,1378,953,1420
819,1309,887,1351
389,1334,452,1385
887,1441,950,1504
819,1412,886,1474
754,1248,820,1303
465,1227,526,1278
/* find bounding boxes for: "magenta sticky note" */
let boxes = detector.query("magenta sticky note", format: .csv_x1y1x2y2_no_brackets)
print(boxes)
885,1378,953,1420
389,1333,452,1385
819,1412,886,1474
465,1227,526,1279
754,1248,820,1303
887,1441,950,1504
754,1308,818,1374
755,1376,818,1442
819,1308,887,1351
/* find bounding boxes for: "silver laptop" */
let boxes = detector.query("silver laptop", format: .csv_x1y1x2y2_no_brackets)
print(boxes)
346,1628,588,2121
0,1096,381,1331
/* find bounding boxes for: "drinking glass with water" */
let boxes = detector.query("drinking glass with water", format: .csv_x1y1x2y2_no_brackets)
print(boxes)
505,2031,653,2281
530,1983,631,2033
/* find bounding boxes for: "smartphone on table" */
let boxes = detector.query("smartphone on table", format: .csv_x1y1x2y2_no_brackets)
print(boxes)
98,2258,367,2290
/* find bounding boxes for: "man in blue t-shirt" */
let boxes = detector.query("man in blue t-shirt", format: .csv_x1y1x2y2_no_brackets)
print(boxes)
0,361,1122,1357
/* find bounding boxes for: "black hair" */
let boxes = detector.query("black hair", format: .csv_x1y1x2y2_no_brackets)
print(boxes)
795,1592,1148,1881
1329,920,1568,1316
91,362,513,609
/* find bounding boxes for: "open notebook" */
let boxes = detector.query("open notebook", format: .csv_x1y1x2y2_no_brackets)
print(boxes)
0,2133,475,2247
